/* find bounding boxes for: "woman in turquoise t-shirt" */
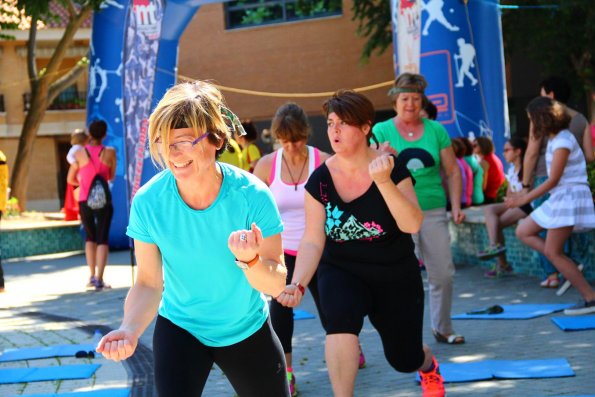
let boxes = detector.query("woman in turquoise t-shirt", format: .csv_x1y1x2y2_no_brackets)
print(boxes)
96,81,290,396
372,73,466,345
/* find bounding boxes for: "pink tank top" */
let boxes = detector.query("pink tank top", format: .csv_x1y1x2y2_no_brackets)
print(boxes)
78,145,112,202
269,146,320,255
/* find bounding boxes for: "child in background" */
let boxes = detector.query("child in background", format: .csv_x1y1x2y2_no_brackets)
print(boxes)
218,136,245,170
508,97,595,315
67,129,88,164
461,137,484,205
478,137,530,277
64,129,88,221
238,120,262,172
451,138,473,208
474,136,505,204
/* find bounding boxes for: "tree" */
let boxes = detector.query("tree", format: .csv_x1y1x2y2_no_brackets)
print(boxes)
1,0,105,209
351,0,594,116
501,0,594,118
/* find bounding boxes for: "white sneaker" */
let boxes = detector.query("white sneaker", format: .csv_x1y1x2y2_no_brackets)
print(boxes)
563,300,595,316
556,264,584,297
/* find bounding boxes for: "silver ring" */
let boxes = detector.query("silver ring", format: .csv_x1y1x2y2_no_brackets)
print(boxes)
240,233,247,242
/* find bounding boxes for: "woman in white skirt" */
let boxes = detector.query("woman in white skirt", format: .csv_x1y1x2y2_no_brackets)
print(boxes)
507,96,595,316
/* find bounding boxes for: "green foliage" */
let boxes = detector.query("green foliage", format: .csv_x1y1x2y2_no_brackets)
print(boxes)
6,197,21,217
501,0,595,109
351,0,391,62
496,179,508,203
241,4,272,25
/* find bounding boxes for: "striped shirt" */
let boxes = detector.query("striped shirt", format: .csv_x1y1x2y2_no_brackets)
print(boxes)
546,130,588,192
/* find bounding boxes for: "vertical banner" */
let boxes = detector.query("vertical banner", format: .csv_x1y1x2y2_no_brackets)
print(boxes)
123,0,164,201
391,0,422,74
391,0,509,159
87,0,129,248
89,1,203,247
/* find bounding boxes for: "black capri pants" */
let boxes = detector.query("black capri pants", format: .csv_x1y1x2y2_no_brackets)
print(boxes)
79,202,113,244
269,253,327,354
153,315,290,397
317,262,425,373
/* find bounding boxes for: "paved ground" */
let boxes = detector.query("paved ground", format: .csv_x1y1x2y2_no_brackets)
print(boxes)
0,250,593,396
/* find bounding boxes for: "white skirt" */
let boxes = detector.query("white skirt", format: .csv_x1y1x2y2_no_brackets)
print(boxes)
531,184,595,231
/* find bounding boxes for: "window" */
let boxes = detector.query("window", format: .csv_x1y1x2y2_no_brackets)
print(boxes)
225,0,342,29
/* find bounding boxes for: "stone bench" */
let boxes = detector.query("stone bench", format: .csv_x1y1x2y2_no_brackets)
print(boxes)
449,206,595,282
1,216,83,260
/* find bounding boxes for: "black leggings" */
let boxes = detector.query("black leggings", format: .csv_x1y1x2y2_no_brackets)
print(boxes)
153,315,289,397
79,202,113,244
269,253,327,354
317,263,425,373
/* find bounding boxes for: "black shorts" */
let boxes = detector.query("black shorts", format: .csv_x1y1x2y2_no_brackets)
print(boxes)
79,201,113,244
317,262,426,373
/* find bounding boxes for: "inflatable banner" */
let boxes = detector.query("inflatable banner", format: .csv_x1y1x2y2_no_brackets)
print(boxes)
87,0,201,247
390,0,509,158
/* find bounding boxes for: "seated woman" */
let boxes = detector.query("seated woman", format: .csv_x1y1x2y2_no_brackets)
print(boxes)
474,136,505,204
478,137,531,277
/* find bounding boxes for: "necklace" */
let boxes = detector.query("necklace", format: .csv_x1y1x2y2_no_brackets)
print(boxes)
282,152,308,191
396,117,417,138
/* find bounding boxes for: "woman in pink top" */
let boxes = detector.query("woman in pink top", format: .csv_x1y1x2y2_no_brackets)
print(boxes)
255,103,359,396
67,120,116,290
451,138,473,207
474,136,505,203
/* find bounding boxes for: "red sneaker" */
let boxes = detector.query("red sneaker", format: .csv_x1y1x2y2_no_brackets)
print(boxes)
419,357,445,397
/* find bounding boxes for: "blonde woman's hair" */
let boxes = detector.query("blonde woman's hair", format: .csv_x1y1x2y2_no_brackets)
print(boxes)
148,81,232,170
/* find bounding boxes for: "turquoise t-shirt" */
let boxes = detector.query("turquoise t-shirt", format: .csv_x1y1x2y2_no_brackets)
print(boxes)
127,163,283,347
464,155,484,205
372,118,451,211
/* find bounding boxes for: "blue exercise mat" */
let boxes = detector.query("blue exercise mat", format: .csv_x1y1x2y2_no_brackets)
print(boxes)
416,358,574,383
0,364,100,384
0,344,96,362
452,303,573,320
551,315,595,331
7,388,131,397
489,358,574,379
293,309,315,320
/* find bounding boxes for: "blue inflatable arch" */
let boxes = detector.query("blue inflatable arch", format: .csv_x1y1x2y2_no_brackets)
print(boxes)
88,0,508,247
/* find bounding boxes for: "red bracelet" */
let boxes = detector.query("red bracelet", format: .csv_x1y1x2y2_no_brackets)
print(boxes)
293,282,305,295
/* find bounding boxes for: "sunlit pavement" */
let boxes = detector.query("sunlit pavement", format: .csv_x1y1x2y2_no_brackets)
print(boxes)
1,250,593,396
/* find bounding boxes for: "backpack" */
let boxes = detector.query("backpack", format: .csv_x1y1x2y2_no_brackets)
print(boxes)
85,148,111,210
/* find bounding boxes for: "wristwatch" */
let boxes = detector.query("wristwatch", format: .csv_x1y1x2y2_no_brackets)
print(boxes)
235,254,260,270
